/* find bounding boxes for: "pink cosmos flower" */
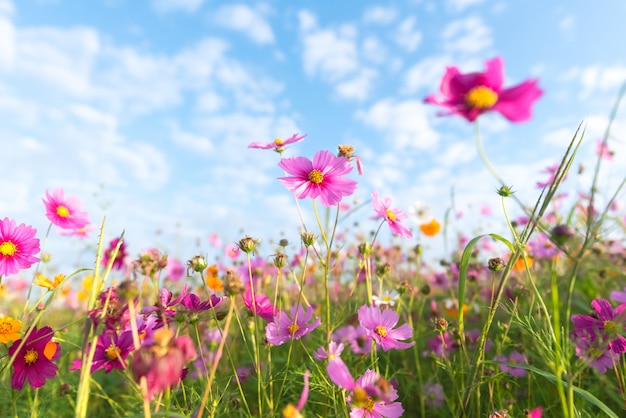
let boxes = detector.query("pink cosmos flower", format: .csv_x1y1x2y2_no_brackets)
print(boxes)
71,330,134,374
265,305,320,346
494,350,528,377
0,217,40,276
596,138,614,161
536,163,566,189
571,298,626,354
58,224,96,239
371,191,412,238
102,237,128,270
224,242,240,259
425,56,543,122
42,188,90,230
243,285,278,322
357,305,414,352
278,150,358,207
166,257,186,281
248,133,306,153
326,359,404,418
314,341,345,361
282,370,310,418
9,326,61,390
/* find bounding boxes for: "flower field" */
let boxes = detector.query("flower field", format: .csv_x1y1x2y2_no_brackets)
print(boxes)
1,57,625,418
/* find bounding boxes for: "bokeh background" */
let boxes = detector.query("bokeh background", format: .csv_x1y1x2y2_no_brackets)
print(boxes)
2,0,625,268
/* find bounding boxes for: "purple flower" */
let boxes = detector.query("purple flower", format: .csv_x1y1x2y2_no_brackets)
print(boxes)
421,381,445,409
494,350,528,377
278,150,358,207
357,305,414,352
243,285,277,322
265,305,320,346
571,298,626,354
314,341,345,361
71,330,134,374
371,191,412,238
102,237,128,270
610,288,626,304
573,334,617,374
424,56,543,123
248,132,306,153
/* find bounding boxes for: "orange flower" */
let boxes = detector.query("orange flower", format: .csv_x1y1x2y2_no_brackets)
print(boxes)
0,316,22,343
420,219,441,237
205,264,223,292
513,255,533,272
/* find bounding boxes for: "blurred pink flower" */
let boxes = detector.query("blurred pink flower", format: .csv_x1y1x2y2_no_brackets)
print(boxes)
596,138,614,161
208,233,222,248
224,242,240,259
278,150,358,207
372,191,412,238
58,224,95,239
248,132,306,152
42,188,90,230
166,257,186,281
102,237,128,270
425,56,543,122
0,217,40,276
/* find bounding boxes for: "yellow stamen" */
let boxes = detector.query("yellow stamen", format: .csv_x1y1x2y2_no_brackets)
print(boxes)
0,240,17,256
288,322,300,336
24,349,38,365
465,85,498,109
365,397,376,412
105,344,121,360
56,205,70,218
274,138,284,146
385,209,397,222
307,169,324,184
374,325,387,337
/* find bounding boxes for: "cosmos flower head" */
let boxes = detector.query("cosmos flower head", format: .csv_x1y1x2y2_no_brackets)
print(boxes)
265,304,320,346
0,217,40,276
358,304,414,352
0,316,22,343
243,285,278,322
42,188,90,230
278,150,358,207
424,56,543,123
371,191,412,238
248,132,307,153
103,237,128,271
8,326,61,390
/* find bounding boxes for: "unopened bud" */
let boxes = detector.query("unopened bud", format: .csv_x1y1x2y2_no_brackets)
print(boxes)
187,255,208,273
301,231,316,247
237,236,259,254
488,257,505,272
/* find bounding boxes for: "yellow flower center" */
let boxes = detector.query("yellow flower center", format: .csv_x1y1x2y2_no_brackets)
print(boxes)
364,397,376,412
385,209,397,222
308,169,324,184
465,85,498,109
382,295,391,302
105,344,121,360
282,404,302,418
0,320,11,333
604,320,618,336
374,325,388,337
274,138,284,146
24,349,38,365
56,205,70,218
288,322,300,335
0,240,17,256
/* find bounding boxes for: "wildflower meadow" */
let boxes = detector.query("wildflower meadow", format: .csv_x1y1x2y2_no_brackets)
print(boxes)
1,55,626,418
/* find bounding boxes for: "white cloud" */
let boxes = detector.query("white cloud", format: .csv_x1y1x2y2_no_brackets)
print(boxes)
361,36,387,65
559,15,576,33
357,99,439,150
446,0,486,12
442,16,492,54
170,124,214,154
299,21,359,82
393,16,422,52
579,65,626,98
403,55,451,94
152,0,205,14
440,141,476,166
362,6,397,25
0,16,15,69
0,0,14,16
297,9,317,32
214,4,275,45
336,69,377,100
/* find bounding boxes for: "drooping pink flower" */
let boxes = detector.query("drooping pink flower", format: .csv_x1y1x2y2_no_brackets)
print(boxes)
9,326,61,390
243,285,277,322
278,150,358,207
42,188,90,230
357,304,414,352
371,191,412,238
0,217,40,276
248,133,306,153
265,304,320,346
425,56,543,123
102,237,128,270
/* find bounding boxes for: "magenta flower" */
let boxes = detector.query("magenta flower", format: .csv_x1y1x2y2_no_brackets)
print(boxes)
0,217,40,276
282,370,311,417
248,132,306,153
9,326,61,390
571,298,626,354
314,341,345,361
265,305,320,346
326,360,404,418
71,330,134,374
243,285,278,322
371,191,412,238
42,188,90,230
102,237,128,270
424,56,543,123
358,305,414,352
278,150,358,207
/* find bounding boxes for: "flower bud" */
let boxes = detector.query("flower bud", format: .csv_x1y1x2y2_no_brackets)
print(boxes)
487,257,505,272
551,224,575,245
187,255,208,273
237,236,259,254
300,231,316,247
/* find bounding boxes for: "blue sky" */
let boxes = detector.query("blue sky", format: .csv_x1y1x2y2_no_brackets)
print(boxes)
2,0,626,270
